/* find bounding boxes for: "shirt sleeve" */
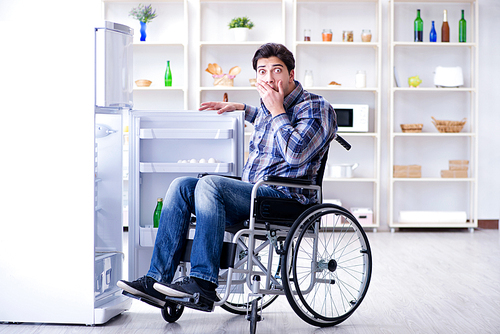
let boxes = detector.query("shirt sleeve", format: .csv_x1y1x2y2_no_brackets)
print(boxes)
271,102,334,168
244,104,259,124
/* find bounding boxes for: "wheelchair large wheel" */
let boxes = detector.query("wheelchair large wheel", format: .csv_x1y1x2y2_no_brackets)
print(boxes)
218,236,280,315
281,204,372,327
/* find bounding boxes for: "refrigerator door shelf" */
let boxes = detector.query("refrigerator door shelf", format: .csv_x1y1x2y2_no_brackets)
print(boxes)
140,128,233,140
94,252,123,303
140,227,157,247
140,162,233,174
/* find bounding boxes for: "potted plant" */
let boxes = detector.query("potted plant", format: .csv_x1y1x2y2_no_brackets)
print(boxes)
228,16,254,42
129,4,158,42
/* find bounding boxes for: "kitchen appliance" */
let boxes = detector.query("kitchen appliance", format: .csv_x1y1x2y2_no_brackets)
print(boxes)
434,66,464,88
329,163,359,178
332,104,369,132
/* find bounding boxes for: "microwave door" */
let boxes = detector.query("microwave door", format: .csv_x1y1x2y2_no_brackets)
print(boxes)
336,108,354,129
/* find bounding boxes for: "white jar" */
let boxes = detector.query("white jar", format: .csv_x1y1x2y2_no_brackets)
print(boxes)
355,70,366,88
304,70,313,87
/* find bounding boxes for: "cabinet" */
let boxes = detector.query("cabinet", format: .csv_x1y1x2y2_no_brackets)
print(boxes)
293,0,382,230
388,0,478,230
103,0,189,109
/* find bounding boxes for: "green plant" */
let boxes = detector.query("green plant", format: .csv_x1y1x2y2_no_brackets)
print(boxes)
129,4,157,23
228,16,254,29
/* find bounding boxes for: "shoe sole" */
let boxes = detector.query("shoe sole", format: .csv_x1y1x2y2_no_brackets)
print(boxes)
153,282,192,298
117,280,166,307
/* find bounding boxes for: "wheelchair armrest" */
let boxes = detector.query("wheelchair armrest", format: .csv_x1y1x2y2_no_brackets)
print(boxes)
198,173,242,181
263,175,313,186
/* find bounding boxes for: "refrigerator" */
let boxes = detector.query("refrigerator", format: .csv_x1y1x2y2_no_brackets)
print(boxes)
0,21,134,326
0,21,244,325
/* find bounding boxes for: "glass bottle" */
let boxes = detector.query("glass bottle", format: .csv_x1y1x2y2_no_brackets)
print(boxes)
165,60,172,87
441,10,450,42
459,10,467,43
429,21,437,42
153,198,163,228
414,9,423,42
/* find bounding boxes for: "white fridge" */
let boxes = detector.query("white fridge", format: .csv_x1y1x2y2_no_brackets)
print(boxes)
95,21,245,322
0,21,244,325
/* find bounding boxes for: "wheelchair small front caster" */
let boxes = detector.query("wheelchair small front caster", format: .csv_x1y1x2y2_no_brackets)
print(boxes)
247,299,262,334
161,301,184,323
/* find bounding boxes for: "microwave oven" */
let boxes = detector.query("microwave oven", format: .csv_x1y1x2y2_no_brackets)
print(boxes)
332,104,369,133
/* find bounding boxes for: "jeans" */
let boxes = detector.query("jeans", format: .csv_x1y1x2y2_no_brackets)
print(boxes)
147,175,288,286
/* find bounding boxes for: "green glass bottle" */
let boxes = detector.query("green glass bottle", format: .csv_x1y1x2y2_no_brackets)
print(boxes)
414,9,423,42
165,61,172,87
459,10,467,43
153,198,163,228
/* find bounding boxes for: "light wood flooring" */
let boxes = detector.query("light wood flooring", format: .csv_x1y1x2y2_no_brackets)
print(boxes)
2,230,499,334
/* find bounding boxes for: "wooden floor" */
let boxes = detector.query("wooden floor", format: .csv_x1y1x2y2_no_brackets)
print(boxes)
2,230,499,334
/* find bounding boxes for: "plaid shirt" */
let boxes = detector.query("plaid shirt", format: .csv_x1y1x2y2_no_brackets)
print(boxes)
242,81,337,204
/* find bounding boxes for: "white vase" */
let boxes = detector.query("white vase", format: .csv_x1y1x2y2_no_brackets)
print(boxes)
232,27,249,42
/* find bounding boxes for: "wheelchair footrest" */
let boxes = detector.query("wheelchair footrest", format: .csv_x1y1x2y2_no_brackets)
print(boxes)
164,293,214,313
122,290,163,309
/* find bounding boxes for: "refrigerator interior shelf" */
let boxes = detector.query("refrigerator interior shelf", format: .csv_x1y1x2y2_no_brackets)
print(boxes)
140,128,233,139
140,162,232,173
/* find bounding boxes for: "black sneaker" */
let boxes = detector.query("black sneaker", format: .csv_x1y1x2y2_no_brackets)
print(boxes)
117,276,166,307
153,276,216,312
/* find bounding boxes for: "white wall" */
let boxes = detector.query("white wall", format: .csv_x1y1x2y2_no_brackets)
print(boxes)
0,0,498,237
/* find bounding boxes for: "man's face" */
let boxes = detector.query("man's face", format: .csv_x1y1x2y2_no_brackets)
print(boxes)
256,56,295,96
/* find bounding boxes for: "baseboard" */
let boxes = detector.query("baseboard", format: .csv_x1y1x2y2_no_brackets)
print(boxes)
478,219,499,229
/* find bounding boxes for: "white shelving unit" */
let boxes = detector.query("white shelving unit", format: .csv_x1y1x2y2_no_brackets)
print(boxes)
293,0,382,230
388,0,478,231
197,0,286,108
102,0,189,109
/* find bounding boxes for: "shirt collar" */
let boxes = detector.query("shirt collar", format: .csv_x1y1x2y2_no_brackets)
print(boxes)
283,80,303,110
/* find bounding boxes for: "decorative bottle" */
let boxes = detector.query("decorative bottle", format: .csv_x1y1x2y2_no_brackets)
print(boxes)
414,9,423,42
165,61,172,87
459,10,467,43
429,21,437,42
441,10,450,42
153,198,163,228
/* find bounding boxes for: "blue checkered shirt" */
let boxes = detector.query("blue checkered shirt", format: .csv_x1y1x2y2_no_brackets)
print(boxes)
242,81,337,204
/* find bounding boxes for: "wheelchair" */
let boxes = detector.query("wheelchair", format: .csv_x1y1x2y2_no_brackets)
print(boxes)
152,135,372,333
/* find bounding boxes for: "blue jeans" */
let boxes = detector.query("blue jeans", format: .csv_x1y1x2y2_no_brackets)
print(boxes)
147,175,287,286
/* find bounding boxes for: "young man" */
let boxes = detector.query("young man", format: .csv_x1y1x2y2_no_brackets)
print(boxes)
118,43,337,311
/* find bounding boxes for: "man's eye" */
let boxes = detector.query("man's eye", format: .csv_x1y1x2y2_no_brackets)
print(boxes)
258,70,265,75
274,68,282,73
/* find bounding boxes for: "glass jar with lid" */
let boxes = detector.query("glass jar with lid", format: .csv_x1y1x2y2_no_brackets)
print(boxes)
361,29,372,42
322,29,332,42
343,30,353,42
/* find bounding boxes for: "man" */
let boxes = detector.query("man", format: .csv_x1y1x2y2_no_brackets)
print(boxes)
118,43,337,311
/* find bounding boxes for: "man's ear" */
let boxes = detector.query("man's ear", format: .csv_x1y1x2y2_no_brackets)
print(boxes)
289,69,295,83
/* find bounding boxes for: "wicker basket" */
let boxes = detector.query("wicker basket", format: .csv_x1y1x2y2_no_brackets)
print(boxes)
431,117,467,133
135,79,152,87
213,74,234,87
400,123,423,133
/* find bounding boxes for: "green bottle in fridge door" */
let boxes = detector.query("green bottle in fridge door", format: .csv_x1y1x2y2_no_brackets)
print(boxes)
153,198,163,228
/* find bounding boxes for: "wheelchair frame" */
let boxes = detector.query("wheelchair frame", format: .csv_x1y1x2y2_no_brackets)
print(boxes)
158,136,373,333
